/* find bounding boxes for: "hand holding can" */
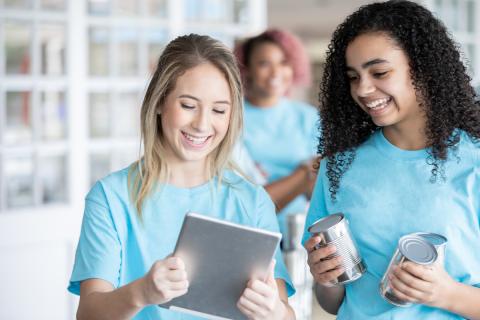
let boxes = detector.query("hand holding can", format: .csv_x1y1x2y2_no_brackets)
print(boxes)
306,213,367,286
380,235,438,307
305,236,345,286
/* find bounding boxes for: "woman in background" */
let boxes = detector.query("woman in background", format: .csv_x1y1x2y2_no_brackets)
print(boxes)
234,29,319,240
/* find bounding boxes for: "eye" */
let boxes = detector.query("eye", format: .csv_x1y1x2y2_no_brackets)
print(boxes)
346,73,358,82
213,108,226,114
181,103,195,110
373,71,388,78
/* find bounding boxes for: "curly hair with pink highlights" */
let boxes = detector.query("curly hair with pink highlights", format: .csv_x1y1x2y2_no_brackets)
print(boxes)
234,28,311,89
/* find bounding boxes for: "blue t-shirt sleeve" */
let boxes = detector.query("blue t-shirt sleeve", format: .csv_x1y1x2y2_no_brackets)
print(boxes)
302,160,328,246
68,182,122,295
255,187,296,297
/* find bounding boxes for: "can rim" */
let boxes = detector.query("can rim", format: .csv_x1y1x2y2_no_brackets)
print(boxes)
413,232,448,246
398,235,437,265
308,213,344,233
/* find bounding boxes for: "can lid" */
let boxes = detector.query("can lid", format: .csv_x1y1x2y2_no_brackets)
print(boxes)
399,235,437,265
308,213,344,233
414,232,447,246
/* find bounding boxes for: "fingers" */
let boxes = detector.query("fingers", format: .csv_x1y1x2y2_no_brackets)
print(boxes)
303,236,320,253
313,265,345,284
237,287,275,319
313,256,343,274
388,265,433,303
248,279,275,298
305,241,344,285
165,256,186,270
401,262,435,282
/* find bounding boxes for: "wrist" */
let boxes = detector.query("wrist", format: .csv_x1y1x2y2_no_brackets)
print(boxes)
438,278,460,311
131,277,149,308
274,299,288,320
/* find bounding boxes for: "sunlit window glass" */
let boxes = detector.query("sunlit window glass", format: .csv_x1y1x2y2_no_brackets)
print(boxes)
113,92,139,137
5,155,34,209
4,91,32,145
40,0,66,11
89,27,110,76
40,91,67,141
89,92,110,138
39,24,66,76
112,149,138,171
185,0,229,23
233,0,248,24
90,152,110,186
116,28,139,76
4,0,32,9
114,0,138,15
466,0,475,33
88,0,111,15
39,154,67,204
147,29,167,73
145,0,167,17
5,22,31,75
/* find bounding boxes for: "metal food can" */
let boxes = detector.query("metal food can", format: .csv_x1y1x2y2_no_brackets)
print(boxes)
307,213,367,286
413,232,447,266
380,234,438,307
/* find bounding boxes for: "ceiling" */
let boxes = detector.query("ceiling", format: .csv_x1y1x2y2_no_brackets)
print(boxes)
267,0,375,58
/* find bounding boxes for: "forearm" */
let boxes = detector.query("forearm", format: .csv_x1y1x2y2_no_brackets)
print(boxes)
264,167,308,212
314,283,345,315
442,282,480,320
77,278,145,320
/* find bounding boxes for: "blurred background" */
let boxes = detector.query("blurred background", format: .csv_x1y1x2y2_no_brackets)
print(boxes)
0,0,478,319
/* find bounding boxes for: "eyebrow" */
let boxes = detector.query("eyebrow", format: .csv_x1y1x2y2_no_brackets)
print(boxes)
178,94,231,105
346,58,389,71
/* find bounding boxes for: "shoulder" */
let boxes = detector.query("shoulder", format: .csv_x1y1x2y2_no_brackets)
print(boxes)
86,166,131,206
284,98,317,116
454,130,480,164
222,170,271,204
283,98,319,131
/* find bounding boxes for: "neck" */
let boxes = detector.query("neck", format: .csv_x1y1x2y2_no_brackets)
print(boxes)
382,118,428,150
167,161,210,188
246,92,280,108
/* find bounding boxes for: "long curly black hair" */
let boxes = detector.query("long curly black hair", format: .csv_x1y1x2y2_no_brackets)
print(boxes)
319,0,480,200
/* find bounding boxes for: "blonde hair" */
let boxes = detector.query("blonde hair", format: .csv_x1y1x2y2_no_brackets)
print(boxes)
128,34,243,218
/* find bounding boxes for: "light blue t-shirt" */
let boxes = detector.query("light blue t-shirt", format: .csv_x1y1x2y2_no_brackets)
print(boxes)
243,98,319,236
302,130,480,320
68,168,294,320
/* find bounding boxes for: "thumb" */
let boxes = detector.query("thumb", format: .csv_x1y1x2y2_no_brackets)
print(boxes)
266,259,277,288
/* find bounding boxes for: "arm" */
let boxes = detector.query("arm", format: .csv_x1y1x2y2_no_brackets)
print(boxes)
314,283,345,315
390,261,480,320
77,257,189,320
265,158,318,213
304,236,345,314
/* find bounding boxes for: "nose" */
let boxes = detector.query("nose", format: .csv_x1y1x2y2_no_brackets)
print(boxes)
191,108,210,132
354,76,375,97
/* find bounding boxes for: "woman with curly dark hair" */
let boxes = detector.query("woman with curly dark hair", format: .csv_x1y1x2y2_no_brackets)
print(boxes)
302,1,480,319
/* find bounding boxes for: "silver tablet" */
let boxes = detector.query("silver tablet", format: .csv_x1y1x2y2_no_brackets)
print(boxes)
159,212,281,320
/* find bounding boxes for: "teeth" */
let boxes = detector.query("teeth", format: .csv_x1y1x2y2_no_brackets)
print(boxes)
366,98,390,109
183,132,209,145
269,78,282,87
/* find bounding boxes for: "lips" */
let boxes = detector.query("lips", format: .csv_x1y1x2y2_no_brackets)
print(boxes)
362,97,393,117
181,131,212,148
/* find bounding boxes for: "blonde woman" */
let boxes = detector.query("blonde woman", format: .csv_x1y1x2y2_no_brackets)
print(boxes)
68,34,295,320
